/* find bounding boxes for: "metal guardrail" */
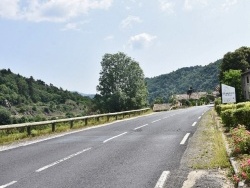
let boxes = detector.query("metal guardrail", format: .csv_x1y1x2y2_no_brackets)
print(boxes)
0,108,151,135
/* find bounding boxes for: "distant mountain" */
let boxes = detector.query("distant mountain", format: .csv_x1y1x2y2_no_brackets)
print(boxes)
145,59,222,104
76,92,95,99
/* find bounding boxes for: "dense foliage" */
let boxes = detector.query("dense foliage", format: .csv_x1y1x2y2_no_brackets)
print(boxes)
95,52,148,112
146,59,222,104
0,69,93,125
219,46,250,81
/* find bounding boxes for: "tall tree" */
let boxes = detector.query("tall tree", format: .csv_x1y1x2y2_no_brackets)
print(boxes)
219,46,250,81
96,52,148,112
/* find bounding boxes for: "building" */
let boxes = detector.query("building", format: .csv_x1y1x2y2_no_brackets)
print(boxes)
242,69,250,100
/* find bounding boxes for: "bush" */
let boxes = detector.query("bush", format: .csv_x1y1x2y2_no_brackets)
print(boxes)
234,107,250,130
239,158,250,183
0,108,11,125
221,109,235,129
215,105,221,115
230,125,250,155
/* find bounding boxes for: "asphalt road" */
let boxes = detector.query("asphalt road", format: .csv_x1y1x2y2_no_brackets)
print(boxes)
0,106,211,188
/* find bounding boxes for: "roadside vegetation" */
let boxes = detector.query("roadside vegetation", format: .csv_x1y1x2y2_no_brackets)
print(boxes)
215,99,250,185
187,109,230,169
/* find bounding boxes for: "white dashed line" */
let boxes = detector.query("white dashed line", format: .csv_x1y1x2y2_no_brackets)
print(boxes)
180,133,190,145
154,171,170,188
103,132,128,143
152,119,161,123
134,124,148,130
36,148,91,172
198,116,201,119
162,117,169,119
192,122,197,127
0,181,17,188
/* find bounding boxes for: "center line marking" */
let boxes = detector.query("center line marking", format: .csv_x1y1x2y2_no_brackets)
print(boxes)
0,181,17,188
103,132,127,143
36,148,91,172
180,133,190,145
134,124,148,130
152,119,161,123
154,171,170,188
192,122,197,127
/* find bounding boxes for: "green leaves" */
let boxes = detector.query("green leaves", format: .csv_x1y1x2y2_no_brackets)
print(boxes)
96,52,148,112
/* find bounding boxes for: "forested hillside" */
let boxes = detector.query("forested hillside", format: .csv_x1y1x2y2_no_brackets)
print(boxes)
0,69,93,124
146,59,222,104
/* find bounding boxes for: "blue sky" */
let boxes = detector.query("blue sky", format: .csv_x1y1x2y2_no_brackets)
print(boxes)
0,0,250,94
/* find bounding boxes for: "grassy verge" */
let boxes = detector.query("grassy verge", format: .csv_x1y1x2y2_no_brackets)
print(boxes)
188,109,230,169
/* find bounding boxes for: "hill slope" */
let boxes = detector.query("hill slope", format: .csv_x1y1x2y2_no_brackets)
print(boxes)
0,69,93,124
146,59,222,103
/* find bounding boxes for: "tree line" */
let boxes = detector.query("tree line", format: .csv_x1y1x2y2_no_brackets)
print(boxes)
1,46,249,125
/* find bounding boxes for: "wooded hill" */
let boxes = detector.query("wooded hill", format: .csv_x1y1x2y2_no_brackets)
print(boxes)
0,69,93,124
146,59,222,104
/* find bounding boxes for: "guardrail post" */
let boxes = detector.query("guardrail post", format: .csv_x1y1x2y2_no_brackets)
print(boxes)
52,123,56,132
116,115,118,120
70,121,74,129
107,115,109,122
27,126,31,135
97,117,99,122
85,118,88,126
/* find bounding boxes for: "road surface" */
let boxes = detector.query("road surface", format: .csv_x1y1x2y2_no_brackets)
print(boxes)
0,106,210,188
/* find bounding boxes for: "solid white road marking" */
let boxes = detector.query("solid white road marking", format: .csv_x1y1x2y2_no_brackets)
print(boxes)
0,181,17,188
180,133,190,145
152,119,161,123
103,132,128,143
192,122,197,127
154,171,170,188
134,124,148,130
36,148,91,172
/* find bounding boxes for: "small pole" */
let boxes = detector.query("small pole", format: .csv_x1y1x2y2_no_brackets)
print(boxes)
85,118,88,126
70,121,74,129
52,123,56,132
27,126,31,135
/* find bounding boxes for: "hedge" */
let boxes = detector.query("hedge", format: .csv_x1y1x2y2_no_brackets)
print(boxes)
234,107,250,129
221,109,235,129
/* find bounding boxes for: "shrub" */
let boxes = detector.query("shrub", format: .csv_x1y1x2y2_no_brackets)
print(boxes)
231,125,250,155
215,105,221,115
221,104,235,112
0,108,11,125
239,158,250,183
234,107,250,130
221,109,235,129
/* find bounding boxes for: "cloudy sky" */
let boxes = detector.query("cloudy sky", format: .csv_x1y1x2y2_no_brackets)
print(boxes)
0,0,250,94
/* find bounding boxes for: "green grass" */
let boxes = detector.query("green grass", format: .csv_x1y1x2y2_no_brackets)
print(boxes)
191,110,230,169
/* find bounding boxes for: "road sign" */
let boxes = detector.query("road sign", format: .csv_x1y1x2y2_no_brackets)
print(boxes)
221,84,236,103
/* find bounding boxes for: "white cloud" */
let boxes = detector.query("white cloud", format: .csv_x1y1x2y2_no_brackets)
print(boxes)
120,15,142,29
104,35,114,41
222,0,238,11
159,0,174,13
184,0,208,11
0,0,113,22
0,0,20,19
128,33,157,50
61,21,89,31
